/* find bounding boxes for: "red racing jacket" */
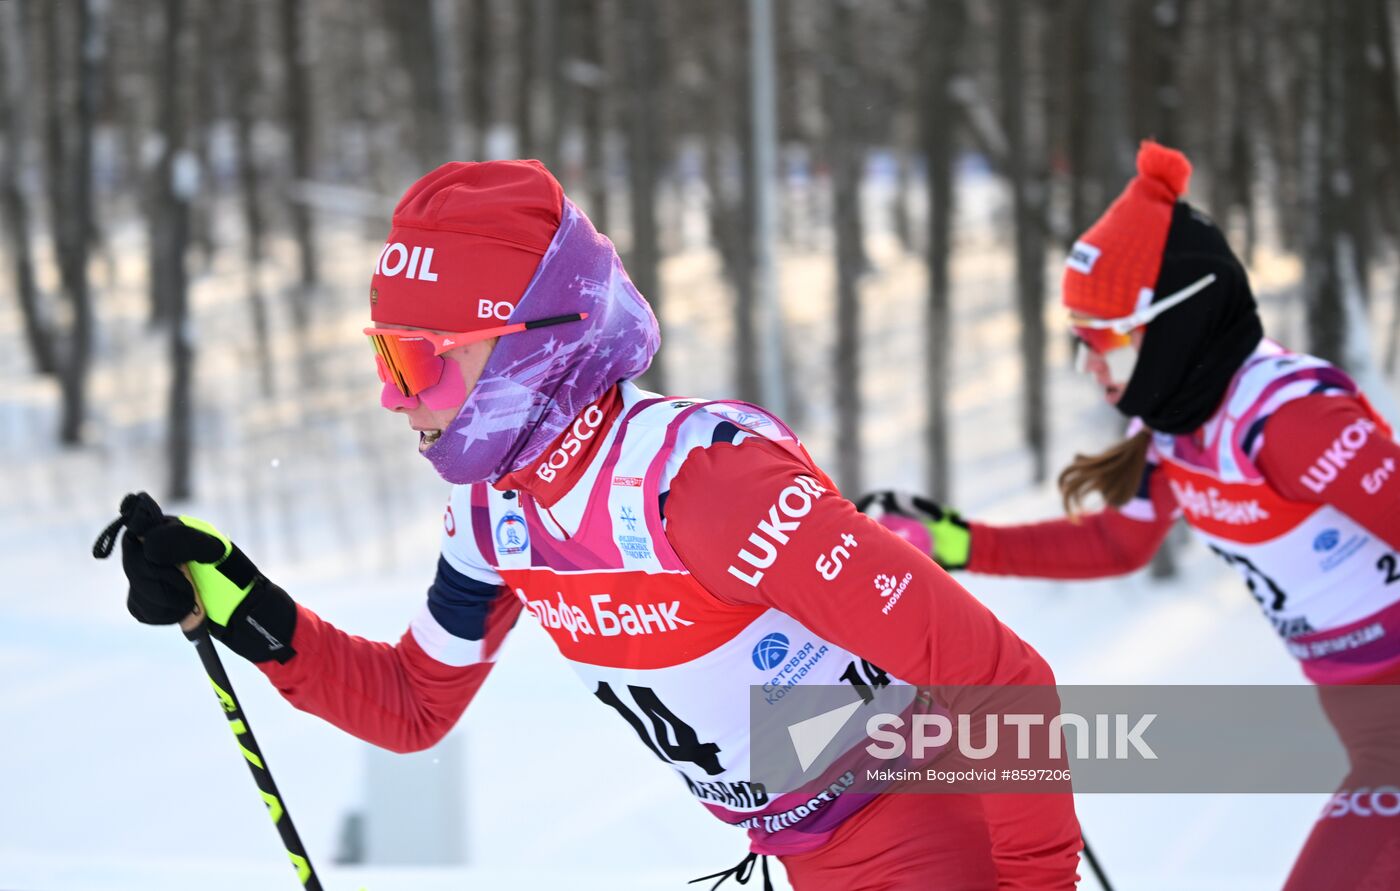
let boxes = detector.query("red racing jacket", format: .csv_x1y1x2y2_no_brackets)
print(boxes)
965,342,1400,682
259,382,1081,888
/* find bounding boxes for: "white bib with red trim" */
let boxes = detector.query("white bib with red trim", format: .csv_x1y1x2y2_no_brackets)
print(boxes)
465,388,914,852
1154,343,1400,638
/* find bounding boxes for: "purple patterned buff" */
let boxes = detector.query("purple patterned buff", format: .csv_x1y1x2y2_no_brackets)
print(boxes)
422,199,661,484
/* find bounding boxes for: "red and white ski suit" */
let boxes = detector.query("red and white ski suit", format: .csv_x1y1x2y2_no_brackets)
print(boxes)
959,340,1400,889
257,383,1081,890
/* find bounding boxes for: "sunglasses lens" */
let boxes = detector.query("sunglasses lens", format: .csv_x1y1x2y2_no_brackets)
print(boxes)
368,334,445,397
1070,324,1131,356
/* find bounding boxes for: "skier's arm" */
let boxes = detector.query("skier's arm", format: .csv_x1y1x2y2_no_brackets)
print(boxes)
259,556,521,754
665,438,1082,891
116,496,519,753
965,464,1177,578
864,465,1176,580
1256,393,1400,548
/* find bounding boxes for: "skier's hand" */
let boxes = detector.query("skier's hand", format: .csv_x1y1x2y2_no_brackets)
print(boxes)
855,490,971,570
120,509,197,626
115,492,298,663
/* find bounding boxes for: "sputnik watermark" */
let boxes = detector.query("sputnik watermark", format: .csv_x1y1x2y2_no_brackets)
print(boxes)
866,767,1074,784
863,712,1158,760
752,684,1382,793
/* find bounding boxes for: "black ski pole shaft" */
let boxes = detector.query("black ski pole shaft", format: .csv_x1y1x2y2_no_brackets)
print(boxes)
184,623,324,891
1082,833,1115,891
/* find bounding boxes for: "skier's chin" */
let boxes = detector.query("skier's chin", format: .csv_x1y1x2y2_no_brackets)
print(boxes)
1103,385,1124,405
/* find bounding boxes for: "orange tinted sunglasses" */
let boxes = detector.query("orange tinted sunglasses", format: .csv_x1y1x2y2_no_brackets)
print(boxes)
365,312,588,398
1068,273,1217,355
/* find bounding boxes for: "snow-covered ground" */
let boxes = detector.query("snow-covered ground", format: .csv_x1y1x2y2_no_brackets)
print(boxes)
4,167,1397,890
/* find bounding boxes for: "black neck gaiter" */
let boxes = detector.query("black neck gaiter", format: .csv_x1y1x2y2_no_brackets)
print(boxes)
1115,203,1264,435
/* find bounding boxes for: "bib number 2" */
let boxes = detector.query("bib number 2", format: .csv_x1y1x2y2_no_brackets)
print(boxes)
1378,554,1400,585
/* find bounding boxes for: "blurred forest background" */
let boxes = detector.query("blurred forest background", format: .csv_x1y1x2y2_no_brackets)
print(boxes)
9,3,1400,885
5,0,1400,505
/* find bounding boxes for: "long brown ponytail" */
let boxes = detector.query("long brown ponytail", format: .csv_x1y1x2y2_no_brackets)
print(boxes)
1057,429,1153,517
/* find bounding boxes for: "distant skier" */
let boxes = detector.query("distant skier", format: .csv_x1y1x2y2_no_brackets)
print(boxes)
114,160,1080,889
861,140,1400,889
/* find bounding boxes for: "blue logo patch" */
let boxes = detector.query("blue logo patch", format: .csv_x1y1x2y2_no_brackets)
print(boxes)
495,511,529,556
1313,529,1340,552
752,633,790,671
619,506,639,533
616,506,650,559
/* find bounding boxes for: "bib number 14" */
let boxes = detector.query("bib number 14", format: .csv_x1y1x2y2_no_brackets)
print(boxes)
594,682,724,776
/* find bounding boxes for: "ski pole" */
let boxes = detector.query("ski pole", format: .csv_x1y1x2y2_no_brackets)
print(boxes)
1081,833,1115,891
185,618,324,891
93,502,323,890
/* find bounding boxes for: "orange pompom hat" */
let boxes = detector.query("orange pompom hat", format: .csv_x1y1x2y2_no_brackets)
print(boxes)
1062,140,1192,319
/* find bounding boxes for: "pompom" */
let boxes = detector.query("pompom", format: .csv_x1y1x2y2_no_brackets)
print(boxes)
1136,140,1191,197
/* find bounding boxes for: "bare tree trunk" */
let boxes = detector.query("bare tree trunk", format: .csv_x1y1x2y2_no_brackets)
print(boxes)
1093,0,1132,188
946,71,1070,251
281,0,318,298
513,1,535,157
892,131,915,255
1127,0,1187,146
1067,0,1131,235
1340,0,1374,301
155,0,195,497
43,0,102,445
0,0,56,376
699,7,759,404
110,1,151,220
535,0,564,174
462,0,493,159
224,0,274,397
1367,0,1400,248
383,0,451,170
920,0,964,501
39,0,69,292
581,0,613,231
652,4,684,259
775,0,812,252
827,0,863,494
621,0,664,392
1229,0,1258,263
1258,4,1304,255
1300,1,1348,366
1372,0,1400,372
1000,0,1049,483
432,0,468,160
1066,0,1094,236
189,1,217,271
350,0,395,198
1207,1,1244,244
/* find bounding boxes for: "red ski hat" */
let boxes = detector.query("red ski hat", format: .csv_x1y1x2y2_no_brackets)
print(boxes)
369,159,564,331
1062,140,1192,319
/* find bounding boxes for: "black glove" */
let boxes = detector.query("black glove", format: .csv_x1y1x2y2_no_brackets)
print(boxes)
123,521,198,624
97,492,298,664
